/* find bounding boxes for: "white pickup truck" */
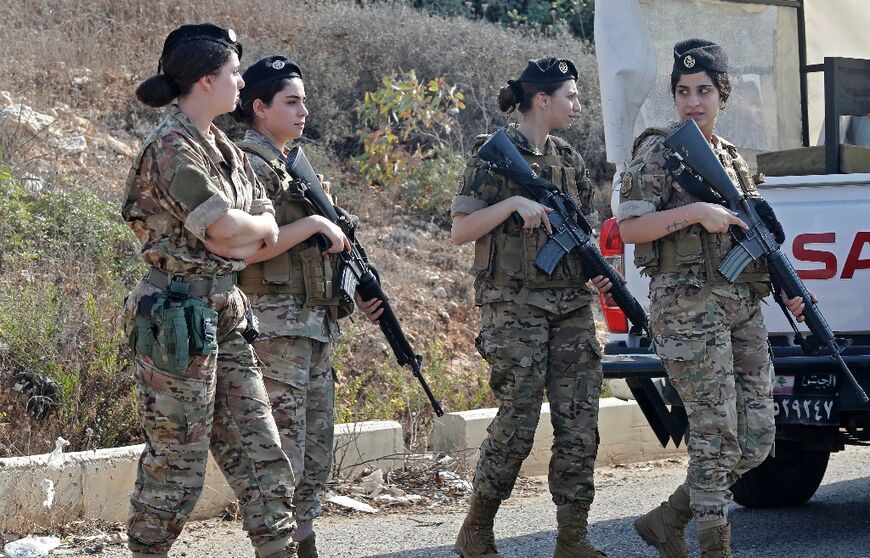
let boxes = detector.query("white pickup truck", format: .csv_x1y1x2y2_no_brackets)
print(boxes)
593,0,870,507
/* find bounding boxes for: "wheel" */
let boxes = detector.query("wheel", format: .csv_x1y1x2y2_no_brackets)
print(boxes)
731,440,830,508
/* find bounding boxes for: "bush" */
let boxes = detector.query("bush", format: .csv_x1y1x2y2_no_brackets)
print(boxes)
410,0,596,42
355,70,465,187
0,169,142,456
355,69,467,224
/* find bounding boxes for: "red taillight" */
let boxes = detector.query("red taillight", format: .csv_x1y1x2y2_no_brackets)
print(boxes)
599,217,628,333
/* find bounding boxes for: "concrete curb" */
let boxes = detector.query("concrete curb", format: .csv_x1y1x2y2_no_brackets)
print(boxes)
0,420,403,534
432,398,685,476
0,399,683,534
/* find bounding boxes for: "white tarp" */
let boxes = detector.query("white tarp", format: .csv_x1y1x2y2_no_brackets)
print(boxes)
804,0,870,144
594,0,657,165
595,0,801,167
595,0,868,170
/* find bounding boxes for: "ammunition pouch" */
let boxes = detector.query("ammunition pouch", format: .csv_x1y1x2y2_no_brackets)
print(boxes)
237,139,349,316
130,290,218,375
469,143,588,289
299,244,335,305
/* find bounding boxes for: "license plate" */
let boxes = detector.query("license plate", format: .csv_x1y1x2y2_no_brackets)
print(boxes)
774,395,838,425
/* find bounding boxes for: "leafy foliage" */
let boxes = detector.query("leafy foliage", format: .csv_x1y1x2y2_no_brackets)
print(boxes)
0,169,142,455
356,70,465,188
410,0,595,42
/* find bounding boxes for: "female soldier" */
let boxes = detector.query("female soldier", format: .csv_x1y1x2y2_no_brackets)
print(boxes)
450,57,611,558
122,25,299,558
618,39,807,557
218,55,355,558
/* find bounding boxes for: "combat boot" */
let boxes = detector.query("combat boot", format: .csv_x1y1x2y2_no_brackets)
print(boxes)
553,502,607,557
255,537,298,558
633,484,693,558
454,494,502,557
297,533,318,558
698,523,732,558
130,553,168,558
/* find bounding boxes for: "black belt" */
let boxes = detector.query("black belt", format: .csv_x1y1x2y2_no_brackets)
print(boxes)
146,268,237,297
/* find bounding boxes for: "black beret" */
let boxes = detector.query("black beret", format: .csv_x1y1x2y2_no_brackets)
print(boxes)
518,57,578,85
242,56,302,91
673,38,728,74
239,56,302,107
159,23,242,73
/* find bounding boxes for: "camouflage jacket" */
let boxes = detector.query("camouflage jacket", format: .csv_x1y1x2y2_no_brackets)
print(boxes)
121,105,274,277
451,125,596,315
241,129,337,342
617,124,769,292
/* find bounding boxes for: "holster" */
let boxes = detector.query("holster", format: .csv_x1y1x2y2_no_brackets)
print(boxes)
131,290,218,375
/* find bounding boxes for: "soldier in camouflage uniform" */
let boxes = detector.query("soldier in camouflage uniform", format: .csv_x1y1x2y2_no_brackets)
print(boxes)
219,55,363,558
121,25,299,558
451,57,612,558
617,39,797,558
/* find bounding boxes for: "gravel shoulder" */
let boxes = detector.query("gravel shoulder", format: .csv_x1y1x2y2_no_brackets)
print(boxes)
29,445,870,557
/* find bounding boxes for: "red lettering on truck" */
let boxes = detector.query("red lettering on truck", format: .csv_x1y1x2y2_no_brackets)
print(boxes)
792,232,870,279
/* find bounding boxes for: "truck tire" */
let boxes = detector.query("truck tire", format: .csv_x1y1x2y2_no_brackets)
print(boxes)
731,440,830,508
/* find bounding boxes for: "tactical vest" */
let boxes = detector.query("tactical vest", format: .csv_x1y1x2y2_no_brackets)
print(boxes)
469,134,590,289
622,128,768,283
236,140,345,308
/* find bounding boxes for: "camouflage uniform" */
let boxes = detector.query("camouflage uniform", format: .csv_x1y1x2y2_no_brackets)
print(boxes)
451,125,602,506
120,106,296,555
617,126,776,526
236,129,342,523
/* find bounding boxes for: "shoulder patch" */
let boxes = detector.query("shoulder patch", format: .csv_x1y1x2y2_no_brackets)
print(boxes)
631,127,671,158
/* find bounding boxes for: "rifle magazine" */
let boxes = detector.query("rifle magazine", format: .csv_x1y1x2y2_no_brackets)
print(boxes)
717,244,755,282
534,238,568,276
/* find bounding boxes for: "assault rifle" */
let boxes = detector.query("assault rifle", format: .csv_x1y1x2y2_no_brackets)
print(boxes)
663,119,869,403
286,147,444,416
476,129,649,337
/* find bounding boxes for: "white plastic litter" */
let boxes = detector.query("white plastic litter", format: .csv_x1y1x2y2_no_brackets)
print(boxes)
325,494,378,513
3,536,61,558
438,470,472,491
46,437,70,470
41,478,55,508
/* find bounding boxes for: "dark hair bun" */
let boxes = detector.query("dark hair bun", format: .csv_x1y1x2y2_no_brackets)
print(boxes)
136,74,181,107
497,83,519,114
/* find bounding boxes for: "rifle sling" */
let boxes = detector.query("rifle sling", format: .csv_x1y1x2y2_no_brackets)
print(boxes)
663,154,722,205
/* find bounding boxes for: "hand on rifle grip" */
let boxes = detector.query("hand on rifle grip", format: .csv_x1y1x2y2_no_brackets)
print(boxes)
354,291,383,324
780,289,819,323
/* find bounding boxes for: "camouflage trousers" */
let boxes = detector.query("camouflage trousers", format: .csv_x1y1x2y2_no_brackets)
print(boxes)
125,283,296,554
256,336,335,522
650,282,775,525
473,301,602,505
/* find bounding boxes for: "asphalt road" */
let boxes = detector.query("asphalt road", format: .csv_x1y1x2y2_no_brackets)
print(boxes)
48,445,869,558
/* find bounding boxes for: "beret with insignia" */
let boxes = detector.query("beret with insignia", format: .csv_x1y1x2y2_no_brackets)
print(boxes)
672,38,728,75
159,23,242,73
239,55,303,106
518,56,578,85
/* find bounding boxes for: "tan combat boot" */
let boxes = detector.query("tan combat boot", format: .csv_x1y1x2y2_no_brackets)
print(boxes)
634,484,693,558
698,523,732,558
256,537,298,558
553,502,607,557
297,533,318,558
454,495,502,557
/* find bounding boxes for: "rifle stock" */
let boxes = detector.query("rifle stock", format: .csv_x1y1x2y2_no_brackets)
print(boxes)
286,147,445,416
663,120,869,403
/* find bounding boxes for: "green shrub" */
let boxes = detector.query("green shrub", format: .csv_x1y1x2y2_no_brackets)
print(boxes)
410,0,596,42
0,170,142,455
355,70,465,187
